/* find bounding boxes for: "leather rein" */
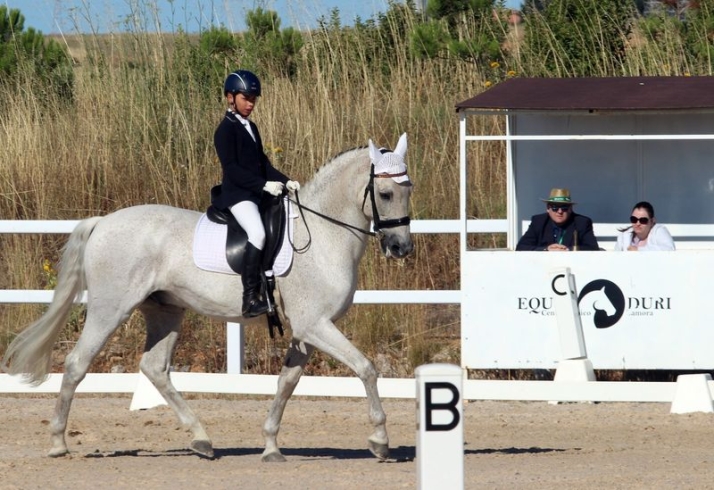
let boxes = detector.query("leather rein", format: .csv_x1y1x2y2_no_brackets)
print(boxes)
288,163,411,253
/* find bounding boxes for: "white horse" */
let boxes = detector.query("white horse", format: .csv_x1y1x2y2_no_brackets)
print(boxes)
2,134,413,462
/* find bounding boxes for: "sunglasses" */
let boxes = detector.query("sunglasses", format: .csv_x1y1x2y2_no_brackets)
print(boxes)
630,216,650,225
548,204,571,212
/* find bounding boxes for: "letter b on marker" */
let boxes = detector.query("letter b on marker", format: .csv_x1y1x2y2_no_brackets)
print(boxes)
424,382,460,431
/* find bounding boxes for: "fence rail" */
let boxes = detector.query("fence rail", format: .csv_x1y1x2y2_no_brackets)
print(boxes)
4,218,707,410
0,372,707,406
0,218,499,306
0,218,484,398
0,218,507,235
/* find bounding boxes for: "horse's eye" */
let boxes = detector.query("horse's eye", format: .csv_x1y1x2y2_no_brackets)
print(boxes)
379,192,392,201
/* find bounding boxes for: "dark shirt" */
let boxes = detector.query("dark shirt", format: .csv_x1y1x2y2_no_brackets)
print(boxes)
212,111,289,209
516,212,600,251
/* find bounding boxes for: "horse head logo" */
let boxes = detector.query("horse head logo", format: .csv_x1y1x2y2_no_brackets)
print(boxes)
577,279,625,329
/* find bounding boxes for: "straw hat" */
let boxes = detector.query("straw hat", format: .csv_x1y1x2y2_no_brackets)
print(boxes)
541,188,576,204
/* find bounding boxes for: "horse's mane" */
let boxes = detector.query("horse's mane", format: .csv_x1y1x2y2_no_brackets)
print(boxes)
305,146,368,194
325,146,366,164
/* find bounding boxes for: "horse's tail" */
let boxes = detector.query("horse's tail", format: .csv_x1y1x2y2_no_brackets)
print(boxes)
1,216,102,386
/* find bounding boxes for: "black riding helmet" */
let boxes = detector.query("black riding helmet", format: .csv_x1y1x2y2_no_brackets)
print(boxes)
223,70,261,97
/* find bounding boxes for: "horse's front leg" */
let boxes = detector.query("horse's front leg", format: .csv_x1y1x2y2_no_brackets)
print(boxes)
302,318,389,460
262,339,314,462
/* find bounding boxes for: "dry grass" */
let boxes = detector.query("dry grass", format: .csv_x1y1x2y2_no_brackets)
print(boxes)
0,9,497,377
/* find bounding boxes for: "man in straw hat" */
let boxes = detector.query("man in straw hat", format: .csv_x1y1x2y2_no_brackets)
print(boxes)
516,188,599,251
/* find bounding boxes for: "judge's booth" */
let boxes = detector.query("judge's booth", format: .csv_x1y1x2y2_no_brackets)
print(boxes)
457,77,714,372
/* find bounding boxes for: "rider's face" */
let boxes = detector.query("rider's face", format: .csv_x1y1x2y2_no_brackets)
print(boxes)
229,92,258,118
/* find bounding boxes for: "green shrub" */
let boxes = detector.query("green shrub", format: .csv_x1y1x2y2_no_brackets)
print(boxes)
242,8,303,79
682,0,714,69
0,6,74,100
412,0,507,65
521,0,637,77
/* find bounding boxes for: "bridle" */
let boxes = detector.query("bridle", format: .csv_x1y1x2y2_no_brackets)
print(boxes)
361,163,411,233
288,158,411,253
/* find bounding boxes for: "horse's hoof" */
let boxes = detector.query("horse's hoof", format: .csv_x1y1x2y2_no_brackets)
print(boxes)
190,439,214,459
48,447,69,458
261,451,287,463
368,439,390,460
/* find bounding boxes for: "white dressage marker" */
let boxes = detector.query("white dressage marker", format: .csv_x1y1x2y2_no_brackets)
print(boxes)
416,363,464,490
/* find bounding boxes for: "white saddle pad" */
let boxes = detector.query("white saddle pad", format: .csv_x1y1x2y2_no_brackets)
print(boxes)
192,199,295,276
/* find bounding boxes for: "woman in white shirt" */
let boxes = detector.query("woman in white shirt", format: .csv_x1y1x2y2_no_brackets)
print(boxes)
615,201,675,251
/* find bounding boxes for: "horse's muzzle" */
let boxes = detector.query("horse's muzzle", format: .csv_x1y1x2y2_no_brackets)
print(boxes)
380,233,414,259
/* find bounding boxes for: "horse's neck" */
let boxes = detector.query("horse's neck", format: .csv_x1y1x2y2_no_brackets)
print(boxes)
298,150,371,260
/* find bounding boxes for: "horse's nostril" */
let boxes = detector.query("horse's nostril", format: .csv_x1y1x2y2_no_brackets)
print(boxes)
390,241,413,258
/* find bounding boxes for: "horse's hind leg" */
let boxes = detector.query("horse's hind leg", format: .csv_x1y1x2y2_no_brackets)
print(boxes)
138,301,213,458
50,305,130,457
261,339,315,462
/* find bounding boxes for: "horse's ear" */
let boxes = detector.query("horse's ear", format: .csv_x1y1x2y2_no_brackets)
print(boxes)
394,133,407,158
369,139,379,162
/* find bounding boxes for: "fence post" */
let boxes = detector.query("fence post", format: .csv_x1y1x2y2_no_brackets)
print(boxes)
670,374,714,414
226,322,244,374
551,268,595,386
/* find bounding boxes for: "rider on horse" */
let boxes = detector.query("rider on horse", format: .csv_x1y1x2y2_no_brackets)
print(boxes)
212,69,301,318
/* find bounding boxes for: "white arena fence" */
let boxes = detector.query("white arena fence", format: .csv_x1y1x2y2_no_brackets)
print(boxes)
0,218,469,400
2,218,714,412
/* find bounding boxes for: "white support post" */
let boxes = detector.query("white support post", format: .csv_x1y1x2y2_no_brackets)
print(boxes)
551,268,595,385
226,322,244,374
129,372,168,411
416,363,464,490
670,374,714,414
552,268,587,360
130,321,243,411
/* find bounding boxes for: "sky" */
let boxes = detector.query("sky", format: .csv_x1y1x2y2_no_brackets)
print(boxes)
3,0,522,35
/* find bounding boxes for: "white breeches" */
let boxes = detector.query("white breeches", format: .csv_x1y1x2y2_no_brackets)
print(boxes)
230,201,265,250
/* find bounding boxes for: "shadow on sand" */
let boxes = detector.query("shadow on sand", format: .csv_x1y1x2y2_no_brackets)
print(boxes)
84,444,573,461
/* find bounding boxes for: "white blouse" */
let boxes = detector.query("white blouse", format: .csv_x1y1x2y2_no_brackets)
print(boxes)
233,112,256,141
614,223,675,251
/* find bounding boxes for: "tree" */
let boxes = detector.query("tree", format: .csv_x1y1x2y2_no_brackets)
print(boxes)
682,0,714,66
0,6,73,99
411,0,507,64
243,8,303,78
521,0,638,77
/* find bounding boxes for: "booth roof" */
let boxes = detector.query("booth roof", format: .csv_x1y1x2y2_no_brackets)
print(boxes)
456,76,714,112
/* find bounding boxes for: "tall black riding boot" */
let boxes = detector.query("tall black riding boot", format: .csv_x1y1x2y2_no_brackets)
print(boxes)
241,243,268,318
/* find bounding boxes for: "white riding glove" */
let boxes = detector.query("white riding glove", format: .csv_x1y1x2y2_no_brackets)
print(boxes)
286,180,301,192
263,181,284,196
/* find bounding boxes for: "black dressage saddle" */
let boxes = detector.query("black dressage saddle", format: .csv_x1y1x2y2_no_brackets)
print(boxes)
206,185,287,338
206,185,287,275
